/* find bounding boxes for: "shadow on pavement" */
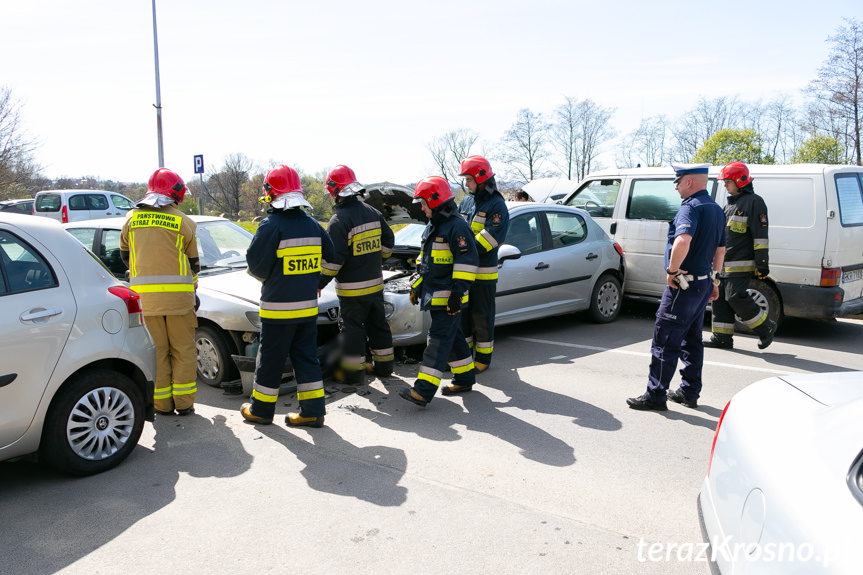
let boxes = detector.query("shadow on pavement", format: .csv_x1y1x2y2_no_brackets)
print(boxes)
0,413,251,575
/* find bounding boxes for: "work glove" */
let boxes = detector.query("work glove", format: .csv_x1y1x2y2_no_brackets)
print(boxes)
755,266,769,280
447,292,463,315
194,294,201,312
409,289,419,306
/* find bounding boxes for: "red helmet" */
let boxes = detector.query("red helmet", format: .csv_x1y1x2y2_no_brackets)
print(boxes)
413,176,453,210
458,155,494,184
325,165,362,198
718,161,753,188
148,168,187,203
261,165,309,208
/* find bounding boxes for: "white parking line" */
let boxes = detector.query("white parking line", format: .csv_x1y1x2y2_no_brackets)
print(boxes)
512,336,796,375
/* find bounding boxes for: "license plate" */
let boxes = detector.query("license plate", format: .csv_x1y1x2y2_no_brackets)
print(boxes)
843,269,863,283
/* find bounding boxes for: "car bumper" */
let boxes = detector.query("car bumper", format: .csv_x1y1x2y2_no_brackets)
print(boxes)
776,283,863,320
697,483,724,575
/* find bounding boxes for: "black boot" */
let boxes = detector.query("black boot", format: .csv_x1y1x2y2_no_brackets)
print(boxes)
757,320,777,350
703,335,733,349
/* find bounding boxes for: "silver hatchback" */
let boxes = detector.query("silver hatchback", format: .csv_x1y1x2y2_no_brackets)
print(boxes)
0,213,156,475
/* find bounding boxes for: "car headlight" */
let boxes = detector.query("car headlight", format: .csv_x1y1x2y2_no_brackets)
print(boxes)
383,300,395,319
245,310,261,329
384,278,413,294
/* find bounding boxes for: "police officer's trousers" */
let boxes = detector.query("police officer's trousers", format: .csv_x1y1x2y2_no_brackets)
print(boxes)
338,293,394,382
145,311,197,413
250,321,325,420
647,279,712,401
710,274,771,342
461,282,496,368
414,310,476,402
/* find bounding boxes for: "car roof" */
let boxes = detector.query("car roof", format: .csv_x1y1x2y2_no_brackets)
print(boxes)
0,198,33,204
63,214,233,229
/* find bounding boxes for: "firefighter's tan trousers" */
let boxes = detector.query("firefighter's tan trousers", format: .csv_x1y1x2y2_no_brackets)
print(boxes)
145,311,198,412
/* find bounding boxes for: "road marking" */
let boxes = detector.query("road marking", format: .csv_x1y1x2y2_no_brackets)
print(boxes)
512,337,796,375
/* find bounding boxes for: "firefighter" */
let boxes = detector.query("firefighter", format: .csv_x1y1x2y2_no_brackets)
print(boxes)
399,176,479,407
705,161,777,350
240,165,335,427
457,155,509,378
319,165,395,385
120,168,199,416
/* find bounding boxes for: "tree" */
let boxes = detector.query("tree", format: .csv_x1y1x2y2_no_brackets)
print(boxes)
804,18,863,165
0,85,42,198
496,108,550,182
791,135,846,164
205,153,257,219
693,128,774,165
617,115,669,168
550,97,617,180
427,129,480,192
671,96,743,161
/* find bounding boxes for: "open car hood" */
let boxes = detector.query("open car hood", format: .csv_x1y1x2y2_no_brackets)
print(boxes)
362,182,428,225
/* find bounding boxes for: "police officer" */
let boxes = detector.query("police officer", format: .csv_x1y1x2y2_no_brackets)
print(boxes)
240,165,335,427
319,165,395,384
456,155,509,379
705,161,776,350
627,163,726,411
399,176,479,407
120,168,199,416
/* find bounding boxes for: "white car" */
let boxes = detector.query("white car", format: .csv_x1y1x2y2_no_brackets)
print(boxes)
699,371,863,574
0,213,157,475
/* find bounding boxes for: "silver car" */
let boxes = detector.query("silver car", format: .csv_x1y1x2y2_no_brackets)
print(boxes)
1,213,157,475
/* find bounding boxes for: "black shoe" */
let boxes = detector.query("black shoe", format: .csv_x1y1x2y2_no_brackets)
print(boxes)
155,408,174,416
441,384,473,396
703,337,733,349
176,406,195,416
626,394,668,411
758,321,777,350
398,387,429,407
667,389,698,409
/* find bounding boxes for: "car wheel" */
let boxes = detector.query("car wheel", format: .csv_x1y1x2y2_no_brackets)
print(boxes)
588,273,621,323
39,369,144,476
735,279,783,334
196,325,239,387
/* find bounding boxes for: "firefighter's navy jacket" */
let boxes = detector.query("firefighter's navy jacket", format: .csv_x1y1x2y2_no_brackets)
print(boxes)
412,200,479,310
247,207,335,323
457,179,509,283
722,184,769,276
319,195,395,297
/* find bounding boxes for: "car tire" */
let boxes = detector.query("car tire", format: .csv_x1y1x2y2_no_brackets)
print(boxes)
735,279,783,334
588,273,622,323
39,369,145,476
196,325,239,388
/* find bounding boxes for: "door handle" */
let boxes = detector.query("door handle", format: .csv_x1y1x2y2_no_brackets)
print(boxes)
20,308,63,321
0,373,16,387
586,253,599,261
535,263,549,270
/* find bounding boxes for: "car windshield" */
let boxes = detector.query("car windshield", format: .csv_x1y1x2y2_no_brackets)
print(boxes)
196,220,254,274
393,223,425,248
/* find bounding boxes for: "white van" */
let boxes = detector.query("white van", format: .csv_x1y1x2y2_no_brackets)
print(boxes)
559,164,863,326
33,190,135,223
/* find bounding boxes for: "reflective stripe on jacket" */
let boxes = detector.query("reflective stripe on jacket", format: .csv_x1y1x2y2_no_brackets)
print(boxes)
457,185,509,283
722,187,769,276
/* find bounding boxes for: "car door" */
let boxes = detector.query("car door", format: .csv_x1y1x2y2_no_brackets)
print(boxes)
109,194,134,216
542,209,599,308
0,229,76,448
86,193,113,219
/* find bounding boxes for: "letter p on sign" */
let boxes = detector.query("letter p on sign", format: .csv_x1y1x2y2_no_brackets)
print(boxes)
194,155,204,174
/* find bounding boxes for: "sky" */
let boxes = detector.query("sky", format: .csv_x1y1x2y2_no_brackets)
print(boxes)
2,0,860,187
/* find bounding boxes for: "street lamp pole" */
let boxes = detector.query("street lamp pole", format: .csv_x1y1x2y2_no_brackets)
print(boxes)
151,0,165,168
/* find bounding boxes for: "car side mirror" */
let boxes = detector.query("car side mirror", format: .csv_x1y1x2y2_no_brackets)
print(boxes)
498,243,522,265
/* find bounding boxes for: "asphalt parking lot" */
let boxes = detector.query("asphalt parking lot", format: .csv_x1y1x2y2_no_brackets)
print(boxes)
2,303,861,575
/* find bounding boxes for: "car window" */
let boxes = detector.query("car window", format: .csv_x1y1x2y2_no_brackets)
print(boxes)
66,227,97,249
35,194,61,212
111,195,134,210
0,231,57,293
100,229,126,276
565,179,620,218
87,194,109,210
196,220,253,269
505,213,543,255
68,195,89,211
546,211,587,248
626,179,680,221
835,173,863,227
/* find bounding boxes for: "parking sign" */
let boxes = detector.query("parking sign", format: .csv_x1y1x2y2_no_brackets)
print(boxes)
194,155,204,174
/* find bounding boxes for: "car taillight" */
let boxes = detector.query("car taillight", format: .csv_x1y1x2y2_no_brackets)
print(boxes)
108,285,144,327
61,205,69,223
613,242,624,257
707,400,731,477
820,268,841,287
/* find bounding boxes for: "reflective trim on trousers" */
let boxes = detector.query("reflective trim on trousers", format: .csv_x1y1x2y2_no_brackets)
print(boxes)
712,321,735,335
